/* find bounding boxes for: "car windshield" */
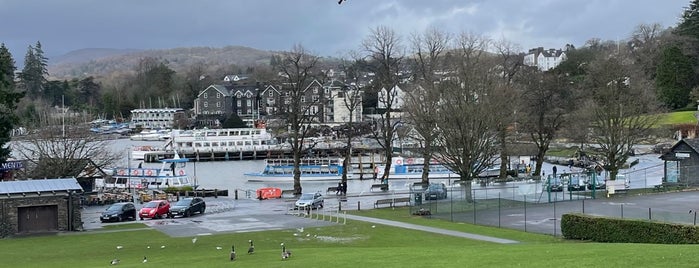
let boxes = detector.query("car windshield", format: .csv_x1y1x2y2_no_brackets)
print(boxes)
175,200,191,206
428,185,442,190
106,204,123,211
143,202,158,208
300,193,314,200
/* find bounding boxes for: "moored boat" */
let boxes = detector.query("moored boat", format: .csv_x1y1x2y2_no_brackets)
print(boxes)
98,153,195,189
375,157,461,180
245,158,350,182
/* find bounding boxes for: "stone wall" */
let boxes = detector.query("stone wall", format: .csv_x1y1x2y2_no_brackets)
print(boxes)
0,194,82,236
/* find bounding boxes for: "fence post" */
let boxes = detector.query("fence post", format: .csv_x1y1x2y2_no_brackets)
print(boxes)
582,198,585,214
648,207,651,221
357,201,360,211
524,194,527,233
498,192,501,228
621,204,624,219
553,196,557,237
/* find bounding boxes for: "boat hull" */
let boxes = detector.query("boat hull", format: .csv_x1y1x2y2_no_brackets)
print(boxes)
245,173,349,182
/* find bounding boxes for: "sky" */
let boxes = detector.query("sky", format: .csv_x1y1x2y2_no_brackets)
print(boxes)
0,0,690,63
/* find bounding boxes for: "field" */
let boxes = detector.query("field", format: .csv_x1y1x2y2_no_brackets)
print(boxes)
3,210,699,267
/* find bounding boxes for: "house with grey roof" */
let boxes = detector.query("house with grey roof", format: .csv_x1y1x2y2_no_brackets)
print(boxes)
523,47,567,71
0,178,83,236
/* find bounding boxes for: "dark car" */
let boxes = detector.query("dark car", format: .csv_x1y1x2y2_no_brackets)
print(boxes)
567,176,586,191
545,177,564,192
424,183,447,200
168,197,206,218
139,200,170,220
101,202,137,223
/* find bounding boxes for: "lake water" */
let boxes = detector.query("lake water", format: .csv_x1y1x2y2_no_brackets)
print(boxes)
107,138,665,197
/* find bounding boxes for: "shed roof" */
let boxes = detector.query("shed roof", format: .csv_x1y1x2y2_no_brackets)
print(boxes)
0,178,83,195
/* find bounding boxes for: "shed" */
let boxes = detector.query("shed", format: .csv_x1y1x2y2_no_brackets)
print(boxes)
659,139,699,186
0,178,83,236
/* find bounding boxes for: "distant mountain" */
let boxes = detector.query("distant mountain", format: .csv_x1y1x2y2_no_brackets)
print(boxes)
51,48,143,65
48,46,275,79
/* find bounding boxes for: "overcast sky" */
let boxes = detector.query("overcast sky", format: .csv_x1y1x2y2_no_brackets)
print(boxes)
0,0,689,62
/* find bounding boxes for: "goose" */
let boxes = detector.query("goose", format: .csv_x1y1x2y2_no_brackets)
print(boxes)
230,245,236,261
192,237,198,244
247,240,254,254
110,258,120,265
142,256,148,263
281,243,292,260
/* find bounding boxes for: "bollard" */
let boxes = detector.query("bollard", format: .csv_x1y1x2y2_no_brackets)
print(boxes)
215,189,218,198
234,189,238,200
358,201,361,211
339,201,342,211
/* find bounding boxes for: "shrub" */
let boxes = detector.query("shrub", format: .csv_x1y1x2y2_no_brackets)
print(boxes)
561,213,699,244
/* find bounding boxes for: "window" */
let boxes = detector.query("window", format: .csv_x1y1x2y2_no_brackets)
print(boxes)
237,100,241,107
269,91,273,97
216,102,221,107
204,93,208,98
204,102,208,107
313,87,318,94
312,95,319,102
247,100,252,106
216,92,221,98
301,96,306,102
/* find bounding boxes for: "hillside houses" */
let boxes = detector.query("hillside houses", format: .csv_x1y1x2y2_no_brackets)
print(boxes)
523,47,567,71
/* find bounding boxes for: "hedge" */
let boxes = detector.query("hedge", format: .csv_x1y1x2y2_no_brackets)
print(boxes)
561,213,699,244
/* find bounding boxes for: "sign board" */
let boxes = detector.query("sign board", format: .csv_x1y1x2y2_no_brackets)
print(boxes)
0,161,23,171
675,152,690,159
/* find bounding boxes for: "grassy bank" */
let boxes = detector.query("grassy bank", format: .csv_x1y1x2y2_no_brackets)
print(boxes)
3,209,699,267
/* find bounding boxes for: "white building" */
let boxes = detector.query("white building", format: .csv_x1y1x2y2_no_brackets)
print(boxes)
332,87,363,123
377,85,405,109
130,108,185,129
523,47,567,71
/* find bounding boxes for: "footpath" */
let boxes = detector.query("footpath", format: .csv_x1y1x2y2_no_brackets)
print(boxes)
340,213,519,244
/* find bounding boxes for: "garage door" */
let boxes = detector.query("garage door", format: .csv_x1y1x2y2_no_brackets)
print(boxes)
18,205,58,233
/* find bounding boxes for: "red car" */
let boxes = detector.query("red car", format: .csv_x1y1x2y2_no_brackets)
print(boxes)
139,200,170,220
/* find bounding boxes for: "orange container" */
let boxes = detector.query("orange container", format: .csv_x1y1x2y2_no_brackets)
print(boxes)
256,187,282,200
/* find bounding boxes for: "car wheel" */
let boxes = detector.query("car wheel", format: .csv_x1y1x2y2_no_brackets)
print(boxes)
200,207,205,214
117,215,123,222
185,210,191,217
320,202,324,208
140,217,144,221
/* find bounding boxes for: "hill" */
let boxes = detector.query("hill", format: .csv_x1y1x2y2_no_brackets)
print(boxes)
48,46,275,79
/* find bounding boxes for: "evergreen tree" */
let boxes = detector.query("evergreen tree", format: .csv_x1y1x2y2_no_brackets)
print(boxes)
20,41,49,98
655,45,694,109
677,0,699,39
0,44,25,162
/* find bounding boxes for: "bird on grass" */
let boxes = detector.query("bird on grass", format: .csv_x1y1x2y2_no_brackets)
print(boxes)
110,258,120,265
281,243,292,260
247,240,255,254
116,245,123,250
230,245,236,261
142,256,148,263
192,237,198,244
160,245,166,249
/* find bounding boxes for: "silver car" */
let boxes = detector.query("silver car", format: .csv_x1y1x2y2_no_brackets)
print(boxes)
295,193,324,209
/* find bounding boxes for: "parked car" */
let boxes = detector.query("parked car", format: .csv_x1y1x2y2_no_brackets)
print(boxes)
424,183,448,200
295,192,324,209
139,200,170,220
567,176,586,191
586,177,606,190
101,202,137,223
168,197,206,218
545,177,564,192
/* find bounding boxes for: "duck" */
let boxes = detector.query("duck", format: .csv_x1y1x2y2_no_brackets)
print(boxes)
230,245,236,261
247,240,254,254
281,243,292,260
110,258,120,265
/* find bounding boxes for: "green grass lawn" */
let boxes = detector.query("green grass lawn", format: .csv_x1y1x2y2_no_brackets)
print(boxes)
4,210,699,267
660,111,697,125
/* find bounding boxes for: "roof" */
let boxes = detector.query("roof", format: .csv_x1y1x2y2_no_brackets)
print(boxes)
0,178,83,195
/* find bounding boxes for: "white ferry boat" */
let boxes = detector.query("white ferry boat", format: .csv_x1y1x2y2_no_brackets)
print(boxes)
98,153,194,189
131,127,282,160
245,158,350,182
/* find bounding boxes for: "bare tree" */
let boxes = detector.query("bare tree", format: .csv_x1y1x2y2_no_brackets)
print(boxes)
492,39,523,180
516,67,572,177
361,26,404,182
273,44,320,194
404,27,449,184
583,54,661,180
12,125,121,179
435,33,500,200
338,84,363,184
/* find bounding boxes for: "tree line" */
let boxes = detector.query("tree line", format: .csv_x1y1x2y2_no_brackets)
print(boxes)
3,1,699,192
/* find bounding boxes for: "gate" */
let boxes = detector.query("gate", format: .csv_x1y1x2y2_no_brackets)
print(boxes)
18,205,58,233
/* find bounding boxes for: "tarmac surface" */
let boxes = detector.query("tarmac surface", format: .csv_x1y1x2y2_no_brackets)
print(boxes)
81,188,699,240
